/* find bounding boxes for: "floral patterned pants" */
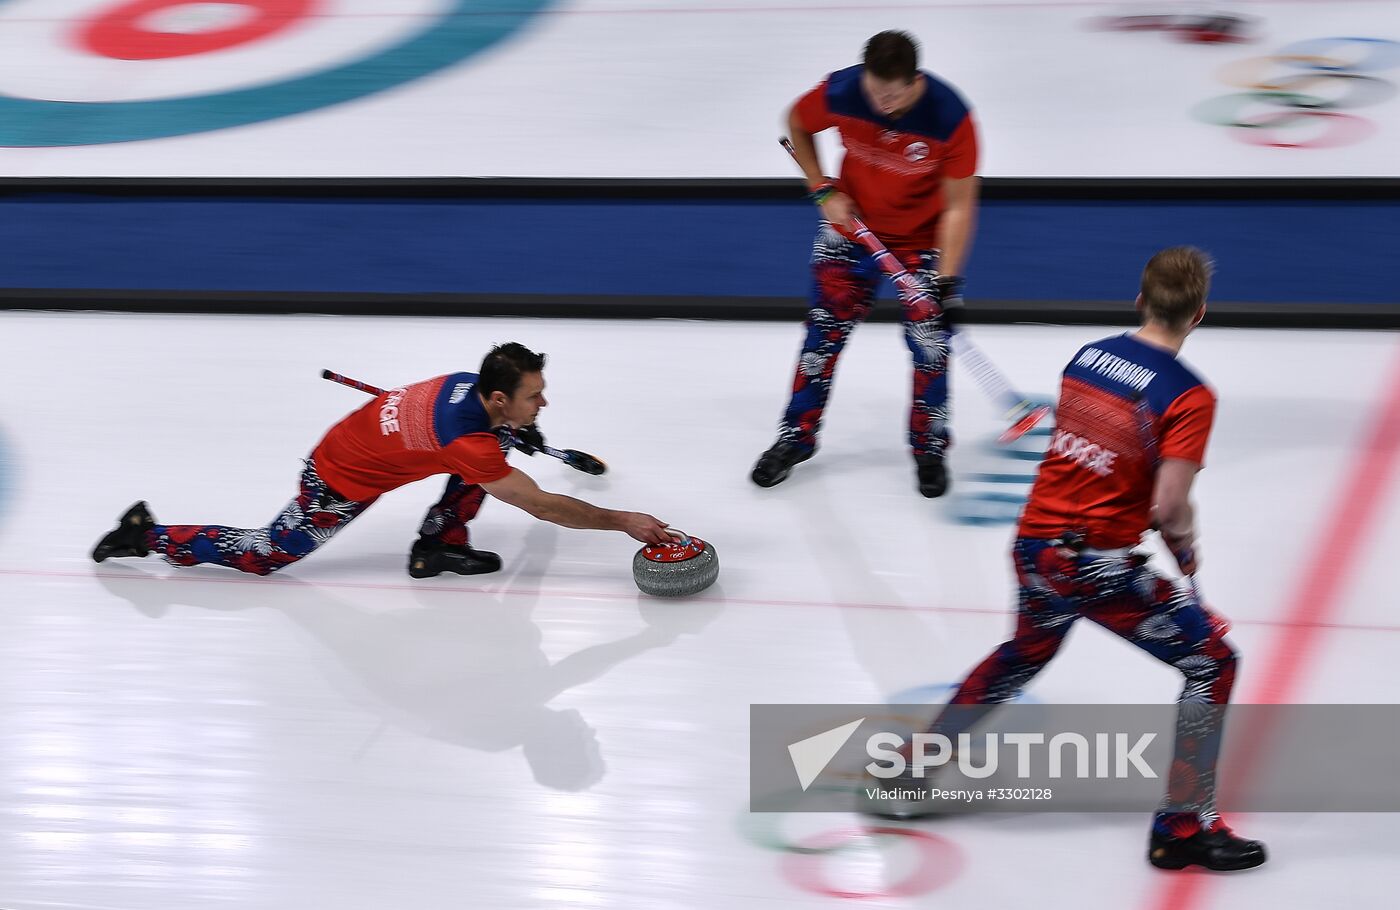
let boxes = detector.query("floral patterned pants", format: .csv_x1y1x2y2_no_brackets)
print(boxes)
145,459,492,576
927,537,1239,838
145,459,374,575
776,223,951,457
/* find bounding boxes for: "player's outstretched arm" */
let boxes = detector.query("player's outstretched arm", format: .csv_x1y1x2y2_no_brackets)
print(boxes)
1153,457,1201,574
482,469,671,545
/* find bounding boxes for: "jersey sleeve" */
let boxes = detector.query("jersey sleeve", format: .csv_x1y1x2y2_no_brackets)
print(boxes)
942,114,979,180
792,80,834,134
1158,384,1216,467
441,434,511,484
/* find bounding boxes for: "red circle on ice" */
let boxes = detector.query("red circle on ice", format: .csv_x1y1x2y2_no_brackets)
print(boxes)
1237,109,1375,149
79,0,315,61
780,826,964,898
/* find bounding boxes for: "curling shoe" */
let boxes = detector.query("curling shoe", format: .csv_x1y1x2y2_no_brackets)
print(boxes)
915,453,950,498
92,501,155,563
750,441,814,488
408,539,502,578
1148,825,1267,872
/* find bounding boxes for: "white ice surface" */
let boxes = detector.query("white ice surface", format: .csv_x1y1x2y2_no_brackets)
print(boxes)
0,312,1397,908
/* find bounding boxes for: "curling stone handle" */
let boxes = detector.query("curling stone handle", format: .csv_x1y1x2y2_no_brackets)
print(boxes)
664,528,692,547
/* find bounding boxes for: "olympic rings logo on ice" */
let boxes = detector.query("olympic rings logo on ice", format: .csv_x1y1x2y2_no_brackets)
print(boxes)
0,0,554,146
1193,37,1400,149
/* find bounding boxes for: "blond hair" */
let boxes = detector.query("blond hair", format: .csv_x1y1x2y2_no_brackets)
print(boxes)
1140,246,1213,330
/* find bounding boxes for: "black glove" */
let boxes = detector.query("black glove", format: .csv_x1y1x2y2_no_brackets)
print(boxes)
933,275,966,330
514,424,545,456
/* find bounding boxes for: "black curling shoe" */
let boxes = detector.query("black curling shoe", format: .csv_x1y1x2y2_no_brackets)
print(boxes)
915,454,950,498
750,441,814,488
1149,826,1267,872
92,501,155,563
408,540,502,578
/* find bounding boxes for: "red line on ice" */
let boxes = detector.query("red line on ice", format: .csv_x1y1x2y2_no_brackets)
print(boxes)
1147,342,1400,907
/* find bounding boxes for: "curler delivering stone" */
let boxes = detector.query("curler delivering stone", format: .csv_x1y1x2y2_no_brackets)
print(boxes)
633,531,719,597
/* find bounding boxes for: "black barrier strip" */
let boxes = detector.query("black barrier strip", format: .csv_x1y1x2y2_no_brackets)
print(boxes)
2,177,1400,200
3,290,1398,329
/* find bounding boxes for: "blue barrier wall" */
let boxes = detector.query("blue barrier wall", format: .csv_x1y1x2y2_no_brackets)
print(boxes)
2,187,1397,318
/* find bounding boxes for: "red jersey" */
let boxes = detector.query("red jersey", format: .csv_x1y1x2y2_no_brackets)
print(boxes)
1019,334,1216,548
312,372,511,502
793,64,978,251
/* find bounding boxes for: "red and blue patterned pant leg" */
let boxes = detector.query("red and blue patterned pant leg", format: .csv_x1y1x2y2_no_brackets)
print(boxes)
1079,556,1237,839
416,475,488,547
933,537,1237,838
143,459,375,576
776,225,879,451
777,227,950,454
903,250,952,457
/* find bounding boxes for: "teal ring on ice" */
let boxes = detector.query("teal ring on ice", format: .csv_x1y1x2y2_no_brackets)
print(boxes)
0,0,553,147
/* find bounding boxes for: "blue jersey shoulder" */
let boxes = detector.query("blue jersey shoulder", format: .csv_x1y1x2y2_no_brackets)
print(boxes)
432,372,495,446
1064,334,1206,415
911,72,972,141
825,65,970,141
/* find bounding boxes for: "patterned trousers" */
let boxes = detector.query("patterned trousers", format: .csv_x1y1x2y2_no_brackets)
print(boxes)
146,459,492,576
777,223,952,457
929,537,1238,838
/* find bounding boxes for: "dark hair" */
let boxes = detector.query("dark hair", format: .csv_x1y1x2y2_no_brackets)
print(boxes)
863,31,919,82
1140,247,1213,329
478,342,546,398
